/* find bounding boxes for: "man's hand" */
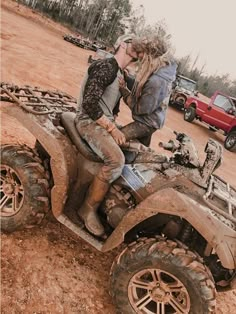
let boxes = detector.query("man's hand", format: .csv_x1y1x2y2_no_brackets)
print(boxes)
96,115,126,145
110,128,126,145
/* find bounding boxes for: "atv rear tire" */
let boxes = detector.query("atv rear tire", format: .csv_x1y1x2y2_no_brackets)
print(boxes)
224,130,236,152
184,107,196,122
110,238,216,314
0,145,50,232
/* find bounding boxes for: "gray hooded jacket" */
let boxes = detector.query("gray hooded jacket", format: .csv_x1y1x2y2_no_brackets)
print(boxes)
131,61,177,129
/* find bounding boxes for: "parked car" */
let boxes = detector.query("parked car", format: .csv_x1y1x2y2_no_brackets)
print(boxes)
88,49,113,63
169,74,197,109
63,34,101,51
91,41,107,51
63,34,84,48
184,90,236,151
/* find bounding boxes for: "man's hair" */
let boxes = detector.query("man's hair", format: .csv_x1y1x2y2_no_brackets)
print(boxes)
113,34,135,52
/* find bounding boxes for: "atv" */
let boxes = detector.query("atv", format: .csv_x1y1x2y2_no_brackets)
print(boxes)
1,83,236,314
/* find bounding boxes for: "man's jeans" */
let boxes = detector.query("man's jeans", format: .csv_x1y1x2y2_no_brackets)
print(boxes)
75,118,125,184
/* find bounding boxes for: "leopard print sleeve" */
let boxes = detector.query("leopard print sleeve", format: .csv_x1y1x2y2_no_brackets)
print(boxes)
82,58,119,121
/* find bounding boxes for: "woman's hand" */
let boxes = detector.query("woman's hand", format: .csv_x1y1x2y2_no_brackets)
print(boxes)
118,76,126,89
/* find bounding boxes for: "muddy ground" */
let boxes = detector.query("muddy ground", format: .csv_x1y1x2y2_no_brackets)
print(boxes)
1,1,236,313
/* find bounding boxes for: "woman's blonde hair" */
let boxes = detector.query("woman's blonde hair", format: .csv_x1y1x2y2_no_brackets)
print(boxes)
131,36,169,99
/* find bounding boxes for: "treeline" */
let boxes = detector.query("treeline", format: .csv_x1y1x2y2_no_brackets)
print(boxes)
178,56,236,98
19,0,132,44
17,0,236,97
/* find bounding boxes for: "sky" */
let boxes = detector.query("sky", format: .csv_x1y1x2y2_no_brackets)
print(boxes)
131,0,236,80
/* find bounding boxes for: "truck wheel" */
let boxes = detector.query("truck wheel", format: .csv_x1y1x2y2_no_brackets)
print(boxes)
224,131,236,152
110,238,216,314
184,107,196,122
0,145,50,232
176,95,186,109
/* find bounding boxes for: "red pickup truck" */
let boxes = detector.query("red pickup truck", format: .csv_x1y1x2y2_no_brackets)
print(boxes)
184,91,236,151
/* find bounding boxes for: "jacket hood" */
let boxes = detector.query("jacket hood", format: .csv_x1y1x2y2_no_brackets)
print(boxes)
154,61,177,83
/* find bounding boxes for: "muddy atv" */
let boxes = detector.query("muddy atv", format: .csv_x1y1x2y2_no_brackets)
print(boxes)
1,83,236,314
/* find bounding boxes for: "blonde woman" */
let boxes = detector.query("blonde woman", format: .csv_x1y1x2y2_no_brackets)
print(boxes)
120,36,177,146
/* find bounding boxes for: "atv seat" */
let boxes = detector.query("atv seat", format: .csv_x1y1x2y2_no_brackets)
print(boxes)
61,112,138,164
61,112,101,162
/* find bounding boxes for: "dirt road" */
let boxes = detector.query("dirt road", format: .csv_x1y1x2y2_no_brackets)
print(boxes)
1,1,236,313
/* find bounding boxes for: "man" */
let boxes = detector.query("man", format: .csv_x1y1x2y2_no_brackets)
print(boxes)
75,34,141,237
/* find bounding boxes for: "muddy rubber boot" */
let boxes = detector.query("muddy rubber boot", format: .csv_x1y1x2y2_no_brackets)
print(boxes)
77,176,110,237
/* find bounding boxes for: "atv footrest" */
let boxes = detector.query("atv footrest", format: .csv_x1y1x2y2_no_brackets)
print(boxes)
57,214,104,251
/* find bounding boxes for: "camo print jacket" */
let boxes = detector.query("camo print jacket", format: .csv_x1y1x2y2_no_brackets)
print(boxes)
77,57,120,121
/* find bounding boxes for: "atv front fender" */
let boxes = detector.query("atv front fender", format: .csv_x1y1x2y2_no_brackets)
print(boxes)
102,188,236,269
1,103,78,218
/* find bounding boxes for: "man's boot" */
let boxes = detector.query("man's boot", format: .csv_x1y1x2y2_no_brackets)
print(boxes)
77,176,110,237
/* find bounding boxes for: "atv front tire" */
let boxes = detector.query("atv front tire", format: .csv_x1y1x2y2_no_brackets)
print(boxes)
110,238,216,314
184,107,196,122
0,145,50,232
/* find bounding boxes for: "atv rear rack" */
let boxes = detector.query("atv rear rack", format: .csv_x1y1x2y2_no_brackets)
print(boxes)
204,174,236,224
0,82,77,115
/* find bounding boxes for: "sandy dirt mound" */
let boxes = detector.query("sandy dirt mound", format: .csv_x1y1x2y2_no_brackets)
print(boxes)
1,1,236,313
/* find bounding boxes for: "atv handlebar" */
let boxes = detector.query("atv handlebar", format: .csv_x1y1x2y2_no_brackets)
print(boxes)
159,140,179,152
159,131,200,168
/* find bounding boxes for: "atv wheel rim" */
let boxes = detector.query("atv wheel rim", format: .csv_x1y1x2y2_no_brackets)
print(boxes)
128,268,190,313
0,166,24,216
